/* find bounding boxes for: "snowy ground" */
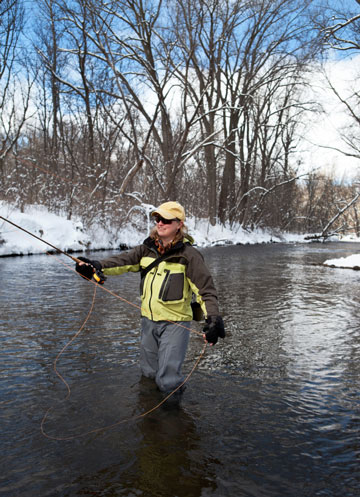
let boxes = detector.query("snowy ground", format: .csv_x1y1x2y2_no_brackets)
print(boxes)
1,201,359,268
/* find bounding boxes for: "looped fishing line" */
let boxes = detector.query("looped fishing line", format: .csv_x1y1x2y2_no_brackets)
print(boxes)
41,252,207,441
1,153,208,439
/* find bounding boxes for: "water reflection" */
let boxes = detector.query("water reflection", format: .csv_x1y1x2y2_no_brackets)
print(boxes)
37,373,220,496
108,377,219,497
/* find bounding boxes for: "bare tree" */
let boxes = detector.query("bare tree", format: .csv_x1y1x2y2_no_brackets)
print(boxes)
318,1,360,165
3,0,334,236
171,0,321,226
303,175,360,240
33,0,67,156
76,0,187,200
169,0,244,224
0,0,33,174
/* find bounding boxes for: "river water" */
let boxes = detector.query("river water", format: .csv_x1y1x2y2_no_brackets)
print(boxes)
1,242,360,496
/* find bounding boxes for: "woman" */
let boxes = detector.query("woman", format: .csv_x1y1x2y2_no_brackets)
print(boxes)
76,201,225,394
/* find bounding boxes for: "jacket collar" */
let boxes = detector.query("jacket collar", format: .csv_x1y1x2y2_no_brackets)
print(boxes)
143,236,185,254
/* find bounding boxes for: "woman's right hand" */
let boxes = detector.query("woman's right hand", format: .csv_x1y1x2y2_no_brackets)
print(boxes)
75,256,102,280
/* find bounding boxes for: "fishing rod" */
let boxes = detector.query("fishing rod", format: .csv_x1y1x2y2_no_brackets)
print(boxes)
0,215,105,284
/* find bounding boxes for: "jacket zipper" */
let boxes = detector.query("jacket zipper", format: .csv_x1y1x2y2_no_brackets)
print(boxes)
148,266,158,320
146,249,159,321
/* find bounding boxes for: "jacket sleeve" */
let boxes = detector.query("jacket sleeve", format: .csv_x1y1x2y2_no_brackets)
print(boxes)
186,247,220,318
99,245,144,276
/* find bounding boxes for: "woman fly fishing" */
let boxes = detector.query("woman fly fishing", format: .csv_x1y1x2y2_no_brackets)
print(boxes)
75,201,225,398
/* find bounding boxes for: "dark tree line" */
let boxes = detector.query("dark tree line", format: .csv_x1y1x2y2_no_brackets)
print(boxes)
1,0,360,238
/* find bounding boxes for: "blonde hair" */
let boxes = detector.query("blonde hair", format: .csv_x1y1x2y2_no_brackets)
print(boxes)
150,222,189,244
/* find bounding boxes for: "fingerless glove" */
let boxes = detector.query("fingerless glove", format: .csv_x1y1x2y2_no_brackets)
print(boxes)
203,315,225,345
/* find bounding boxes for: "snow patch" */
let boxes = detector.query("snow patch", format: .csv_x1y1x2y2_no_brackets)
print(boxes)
323,254,360,269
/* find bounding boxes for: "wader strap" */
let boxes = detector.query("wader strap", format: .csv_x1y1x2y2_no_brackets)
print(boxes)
140,251,174,280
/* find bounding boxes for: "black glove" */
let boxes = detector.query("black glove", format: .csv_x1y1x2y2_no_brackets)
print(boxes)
75,256,103,280
203,315,225,345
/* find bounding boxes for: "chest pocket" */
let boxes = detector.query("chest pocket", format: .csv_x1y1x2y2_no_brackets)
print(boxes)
159,271,185,301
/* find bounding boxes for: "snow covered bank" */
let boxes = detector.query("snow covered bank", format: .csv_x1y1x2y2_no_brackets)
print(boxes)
0,201,307,257
0,202,143,256
1,202,359,263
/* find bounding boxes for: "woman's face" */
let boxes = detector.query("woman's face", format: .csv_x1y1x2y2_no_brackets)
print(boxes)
156,217,183,242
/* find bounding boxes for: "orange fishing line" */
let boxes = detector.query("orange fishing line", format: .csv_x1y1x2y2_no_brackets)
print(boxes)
40,252,207,440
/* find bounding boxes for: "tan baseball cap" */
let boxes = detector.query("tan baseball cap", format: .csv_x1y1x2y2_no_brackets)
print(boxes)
151,201,186,221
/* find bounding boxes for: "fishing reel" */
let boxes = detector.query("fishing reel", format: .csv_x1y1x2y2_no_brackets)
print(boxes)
92,268,106,285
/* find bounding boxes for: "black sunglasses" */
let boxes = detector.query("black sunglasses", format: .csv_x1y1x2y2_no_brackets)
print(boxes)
154,215,178,224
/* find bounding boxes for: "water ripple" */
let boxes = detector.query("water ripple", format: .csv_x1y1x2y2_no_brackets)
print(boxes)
1,244,360,496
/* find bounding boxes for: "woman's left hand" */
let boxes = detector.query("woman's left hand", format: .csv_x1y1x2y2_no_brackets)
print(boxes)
203,316,225,345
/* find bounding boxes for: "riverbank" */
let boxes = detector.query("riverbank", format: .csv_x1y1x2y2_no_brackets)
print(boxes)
0,201,304,255
1,201,359,268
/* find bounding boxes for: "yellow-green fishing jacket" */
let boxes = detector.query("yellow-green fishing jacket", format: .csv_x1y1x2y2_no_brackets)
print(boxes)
99,236,219,322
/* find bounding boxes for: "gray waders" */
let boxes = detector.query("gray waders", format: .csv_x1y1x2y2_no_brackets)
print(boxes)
140,317,190,393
